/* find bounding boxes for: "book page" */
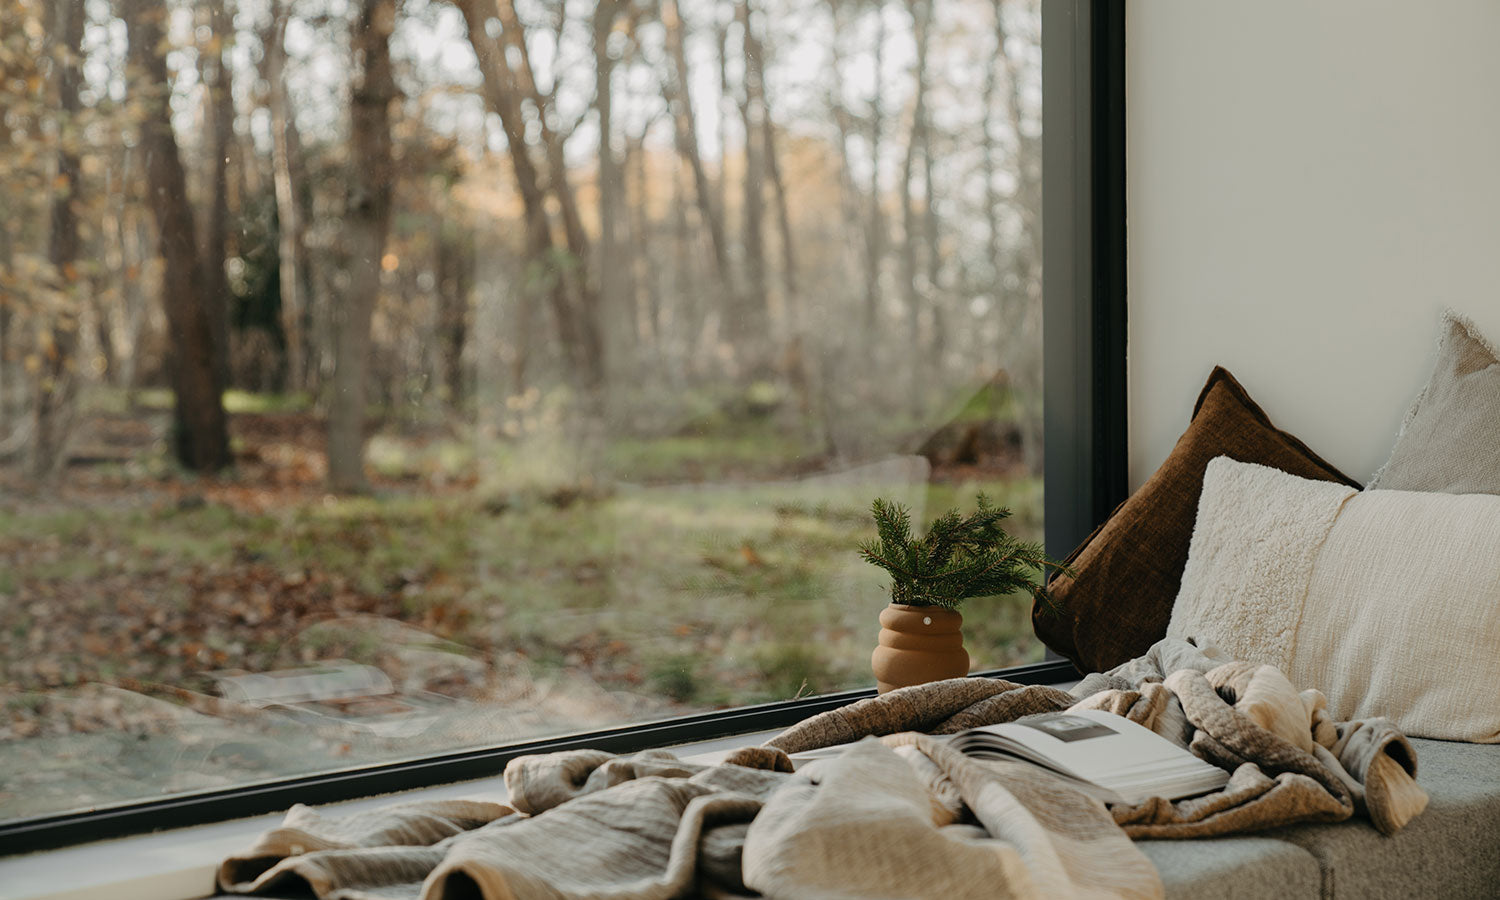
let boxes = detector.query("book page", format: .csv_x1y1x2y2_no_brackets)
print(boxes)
962,711,1178,773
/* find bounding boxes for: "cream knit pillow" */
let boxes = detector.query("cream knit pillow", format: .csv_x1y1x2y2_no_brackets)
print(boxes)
1169,457,1500,742
1368,309,1500,494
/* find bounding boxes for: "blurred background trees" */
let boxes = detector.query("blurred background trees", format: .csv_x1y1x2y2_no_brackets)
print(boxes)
0,0,1043,487
0,0,1047,813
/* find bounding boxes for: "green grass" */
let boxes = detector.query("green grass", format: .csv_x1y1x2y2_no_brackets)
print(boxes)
0,408,1045,707
223,390,315,415
606,427,823,484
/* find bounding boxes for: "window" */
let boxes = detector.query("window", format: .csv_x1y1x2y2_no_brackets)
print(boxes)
0,0,1122,850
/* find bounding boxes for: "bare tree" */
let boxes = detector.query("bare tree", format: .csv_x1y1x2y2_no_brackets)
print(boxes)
989,0,1043,463
594,0,625,358
124,0,231,472
736,0,770,368
862,0,887,343
922,105,944,364
761,124,796,298
197,0,235,390
262,0,311,392
898,0,931,412
29,0,87,479
500,0,604,390
661,0,737,319
454,0,604,392
0,120,11,441
713,10,731,238
825,0,864,308
327,0,399,492
436,225,473,409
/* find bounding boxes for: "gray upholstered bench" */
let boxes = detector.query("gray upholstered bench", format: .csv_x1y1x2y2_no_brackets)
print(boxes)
1143,738,1500,899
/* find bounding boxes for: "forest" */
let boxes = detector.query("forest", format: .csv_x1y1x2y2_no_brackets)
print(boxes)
0,0,1044,820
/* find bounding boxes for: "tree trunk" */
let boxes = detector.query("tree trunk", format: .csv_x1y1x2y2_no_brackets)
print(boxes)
119,206,152,395
763,121,797,316
736,0,769,370
992,0,1043,468
327,0,398,493
29,0,87,480
264,0,311,393
826,0,863,304
672,158,707,375
125,0,231,472
982,0,1003,292
494,0,604,391
453,0,601,392
714,13,731,251
0,125,10,440
662,0,737,322
899,0,931,414
620,132,646,348
763,117,818,434
922,98,945,366
863,1,887,344
198,0,235,390
593,0,624,369
437,228,472,410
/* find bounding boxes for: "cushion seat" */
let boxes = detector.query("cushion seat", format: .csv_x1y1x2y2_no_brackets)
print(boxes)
1264,738,1500,899
1141,738,1500,900
1140,836,1322,900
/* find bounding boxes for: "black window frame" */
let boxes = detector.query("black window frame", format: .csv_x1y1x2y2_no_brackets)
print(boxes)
0,0,1126,856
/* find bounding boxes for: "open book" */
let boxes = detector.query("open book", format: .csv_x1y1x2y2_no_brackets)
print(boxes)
947,708,1230,805
786,708,1229,806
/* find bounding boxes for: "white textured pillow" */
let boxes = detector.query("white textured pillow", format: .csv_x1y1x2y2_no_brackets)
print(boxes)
1169,457,1500,742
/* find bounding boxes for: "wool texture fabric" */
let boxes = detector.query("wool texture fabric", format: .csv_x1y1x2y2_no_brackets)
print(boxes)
219,641,1425,900
1368,309,1500,494
1033,367,1360,674
1170,457,1500,742
220,736,1158,900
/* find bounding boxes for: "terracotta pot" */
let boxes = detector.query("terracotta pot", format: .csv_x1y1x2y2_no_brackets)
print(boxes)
870,603,970,693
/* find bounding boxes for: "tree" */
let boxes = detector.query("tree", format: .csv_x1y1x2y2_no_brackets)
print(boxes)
661,0,737,324
261,0,311,393
593,0,625,361
736,0,770,369
862,0,887,343
988,0,1043,464
28,0,87,479
899,0,931,413
124,0,231,472
453,0,604,394
327,0,399,492
196,0,235,390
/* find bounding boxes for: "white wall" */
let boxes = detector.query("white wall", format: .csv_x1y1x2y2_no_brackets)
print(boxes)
1126,0,1500,489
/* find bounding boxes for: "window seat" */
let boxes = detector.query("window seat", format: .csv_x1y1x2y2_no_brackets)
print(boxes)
1140,736,1500,900
8,726,1496,900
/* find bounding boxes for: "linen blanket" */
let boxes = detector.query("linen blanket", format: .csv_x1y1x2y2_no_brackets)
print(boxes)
217,639,1426,900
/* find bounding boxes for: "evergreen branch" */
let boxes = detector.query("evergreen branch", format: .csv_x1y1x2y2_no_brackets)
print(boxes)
861,494,1070,611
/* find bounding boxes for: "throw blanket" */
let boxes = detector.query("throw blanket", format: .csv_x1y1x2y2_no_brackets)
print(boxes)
218,640,1427,900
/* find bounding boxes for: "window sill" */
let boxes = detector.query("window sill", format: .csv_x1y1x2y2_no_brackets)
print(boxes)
0,729,777,900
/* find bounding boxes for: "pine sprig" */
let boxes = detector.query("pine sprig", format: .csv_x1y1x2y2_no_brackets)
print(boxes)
859,494,1072,612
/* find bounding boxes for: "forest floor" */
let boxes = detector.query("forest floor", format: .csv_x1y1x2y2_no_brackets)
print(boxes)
0,392,1042,820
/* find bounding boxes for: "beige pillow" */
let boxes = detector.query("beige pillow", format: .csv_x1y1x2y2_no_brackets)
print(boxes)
1369,309,1500,494
1169,457,1500,742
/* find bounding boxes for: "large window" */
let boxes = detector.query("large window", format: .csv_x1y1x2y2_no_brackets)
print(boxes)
0,0,1119,848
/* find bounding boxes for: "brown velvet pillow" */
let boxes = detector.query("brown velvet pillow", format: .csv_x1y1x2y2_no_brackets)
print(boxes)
1033,367,1361,673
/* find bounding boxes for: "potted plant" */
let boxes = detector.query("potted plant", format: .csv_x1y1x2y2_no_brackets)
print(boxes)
860,494,1071,692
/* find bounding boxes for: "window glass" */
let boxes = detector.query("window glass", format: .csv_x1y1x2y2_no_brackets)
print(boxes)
0,0,1042,822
